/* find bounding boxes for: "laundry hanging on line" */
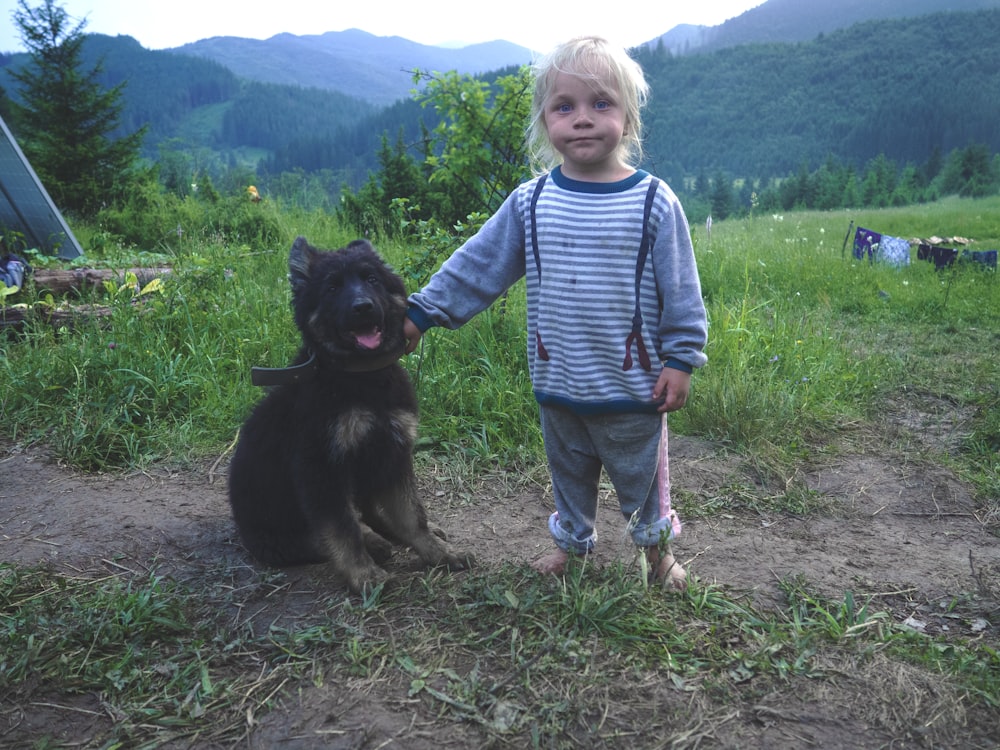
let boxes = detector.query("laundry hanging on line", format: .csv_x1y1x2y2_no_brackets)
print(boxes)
852,226,910,267
917,243,958,269
854,225,996,271
917,244,997,270
960,249,997,269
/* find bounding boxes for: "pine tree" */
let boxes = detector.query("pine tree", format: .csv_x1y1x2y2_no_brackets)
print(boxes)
710,170,734,221
9,0,146,217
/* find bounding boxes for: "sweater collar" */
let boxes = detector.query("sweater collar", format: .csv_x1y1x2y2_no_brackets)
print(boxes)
549,166,649,194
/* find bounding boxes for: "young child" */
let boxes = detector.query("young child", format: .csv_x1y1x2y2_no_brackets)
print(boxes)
402,36,707,589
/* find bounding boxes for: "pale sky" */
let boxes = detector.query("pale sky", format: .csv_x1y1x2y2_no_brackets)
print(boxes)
2,0,765,54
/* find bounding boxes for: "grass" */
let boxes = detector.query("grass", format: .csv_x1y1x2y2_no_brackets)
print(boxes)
2,560,996,748
1,193,999,746
3,195,998,496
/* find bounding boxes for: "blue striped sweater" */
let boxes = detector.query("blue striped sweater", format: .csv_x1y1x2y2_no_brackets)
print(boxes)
406,167,708,415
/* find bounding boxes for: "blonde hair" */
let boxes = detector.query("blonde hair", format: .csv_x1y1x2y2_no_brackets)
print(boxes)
526,36,650,175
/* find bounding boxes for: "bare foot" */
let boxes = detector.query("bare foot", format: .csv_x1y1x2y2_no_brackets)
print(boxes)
530,548,570,575
645,546,687,591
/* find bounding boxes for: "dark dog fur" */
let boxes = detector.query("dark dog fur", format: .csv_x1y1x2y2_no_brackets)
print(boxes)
228,236,472,592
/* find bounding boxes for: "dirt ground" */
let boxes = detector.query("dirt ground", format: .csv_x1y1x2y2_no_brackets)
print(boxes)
1,408,999,748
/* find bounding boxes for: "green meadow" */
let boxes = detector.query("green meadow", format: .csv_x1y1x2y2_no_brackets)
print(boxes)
4,195,997,504
1,195,997,747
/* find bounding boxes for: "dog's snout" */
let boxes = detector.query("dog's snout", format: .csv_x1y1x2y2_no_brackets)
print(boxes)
352,298,375,316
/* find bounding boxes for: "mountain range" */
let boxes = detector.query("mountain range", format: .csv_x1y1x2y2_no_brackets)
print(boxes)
170,30,533,107
168,0,1000,105
2,0,999,189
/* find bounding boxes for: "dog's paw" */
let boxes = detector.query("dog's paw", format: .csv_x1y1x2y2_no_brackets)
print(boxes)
344,563,389,594
362,529,394,564
429,523,448,541
443,551,475,571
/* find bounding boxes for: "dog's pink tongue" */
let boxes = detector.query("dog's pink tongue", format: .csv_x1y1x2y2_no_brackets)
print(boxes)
355,329,383,350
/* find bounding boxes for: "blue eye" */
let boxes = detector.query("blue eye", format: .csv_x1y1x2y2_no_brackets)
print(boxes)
557,103,572,114
595,100,610,111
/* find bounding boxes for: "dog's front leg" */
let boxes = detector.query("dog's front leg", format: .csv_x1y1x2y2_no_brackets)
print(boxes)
297,481,389,593
361,479,475,572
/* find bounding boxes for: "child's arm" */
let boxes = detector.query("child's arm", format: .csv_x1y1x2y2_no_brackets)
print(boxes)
651,187,708,372
406,190,527,337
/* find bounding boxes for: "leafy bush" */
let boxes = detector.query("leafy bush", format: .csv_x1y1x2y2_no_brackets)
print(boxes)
94,178,283,253
338,68,532,240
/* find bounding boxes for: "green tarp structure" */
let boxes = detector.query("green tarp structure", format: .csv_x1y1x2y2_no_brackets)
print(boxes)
0,113,82,259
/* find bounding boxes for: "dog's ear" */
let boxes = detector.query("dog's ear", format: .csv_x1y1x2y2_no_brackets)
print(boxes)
288,236,314,290
344,239,374,253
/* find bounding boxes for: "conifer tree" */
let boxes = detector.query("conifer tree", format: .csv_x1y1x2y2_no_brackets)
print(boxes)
9,0,146,216
710,171,734,221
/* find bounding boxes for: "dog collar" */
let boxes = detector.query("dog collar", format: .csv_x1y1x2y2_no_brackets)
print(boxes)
250,353,320,387
250,346,405,387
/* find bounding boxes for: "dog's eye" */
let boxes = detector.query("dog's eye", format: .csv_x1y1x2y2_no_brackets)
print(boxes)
365,273,380,286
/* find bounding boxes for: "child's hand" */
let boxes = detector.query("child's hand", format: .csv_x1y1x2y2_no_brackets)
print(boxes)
653,367,691,413
403,318,422,354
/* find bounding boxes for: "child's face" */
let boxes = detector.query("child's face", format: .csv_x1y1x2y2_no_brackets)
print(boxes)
543,71,629,181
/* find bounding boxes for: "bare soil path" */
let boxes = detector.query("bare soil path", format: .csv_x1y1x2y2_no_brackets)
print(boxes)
1,431,997,748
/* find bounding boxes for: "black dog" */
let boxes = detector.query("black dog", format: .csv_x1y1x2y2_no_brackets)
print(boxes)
228,237,472,592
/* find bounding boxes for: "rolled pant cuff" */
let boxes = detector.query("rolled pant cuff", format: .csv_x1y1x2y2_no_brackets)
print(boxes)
547,512,596,555
630,513,681,547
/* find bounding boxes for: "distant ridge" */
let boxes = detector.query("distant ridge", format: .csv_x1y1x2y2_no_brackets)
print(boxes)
172,29,533,106
165,0,1000,105
644,0,1000,55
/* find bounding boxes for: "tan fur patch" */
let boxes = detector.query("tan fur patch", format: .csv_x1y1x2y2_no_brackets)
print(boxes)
331,407,377,452
388,409,418,447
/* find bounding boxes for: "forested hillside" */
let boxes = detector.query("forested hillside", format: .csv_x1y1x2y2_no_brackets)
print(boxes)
648,0,1000,55
635,9,1000,183
2,34,247,151
323,9,1000,189
2,8,998,195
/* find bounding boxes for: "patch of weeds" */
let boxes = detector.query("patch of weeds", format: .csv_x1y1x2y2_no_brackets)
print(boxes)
0,566,190,687
399,564,801,742
778,574,1000,709
0,564,293,746
2,559,997,748
681,477,830,521
779,575,891,642
885,633,1000,709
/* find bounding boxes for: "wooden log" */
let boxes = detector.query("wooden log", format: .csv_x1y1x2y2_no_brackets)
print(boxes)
0,303,114,332
29,267,172,296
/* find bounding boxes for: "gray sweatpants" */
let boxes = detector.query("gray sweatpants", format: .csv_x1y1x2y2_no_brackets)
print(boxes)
539,405,677,555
